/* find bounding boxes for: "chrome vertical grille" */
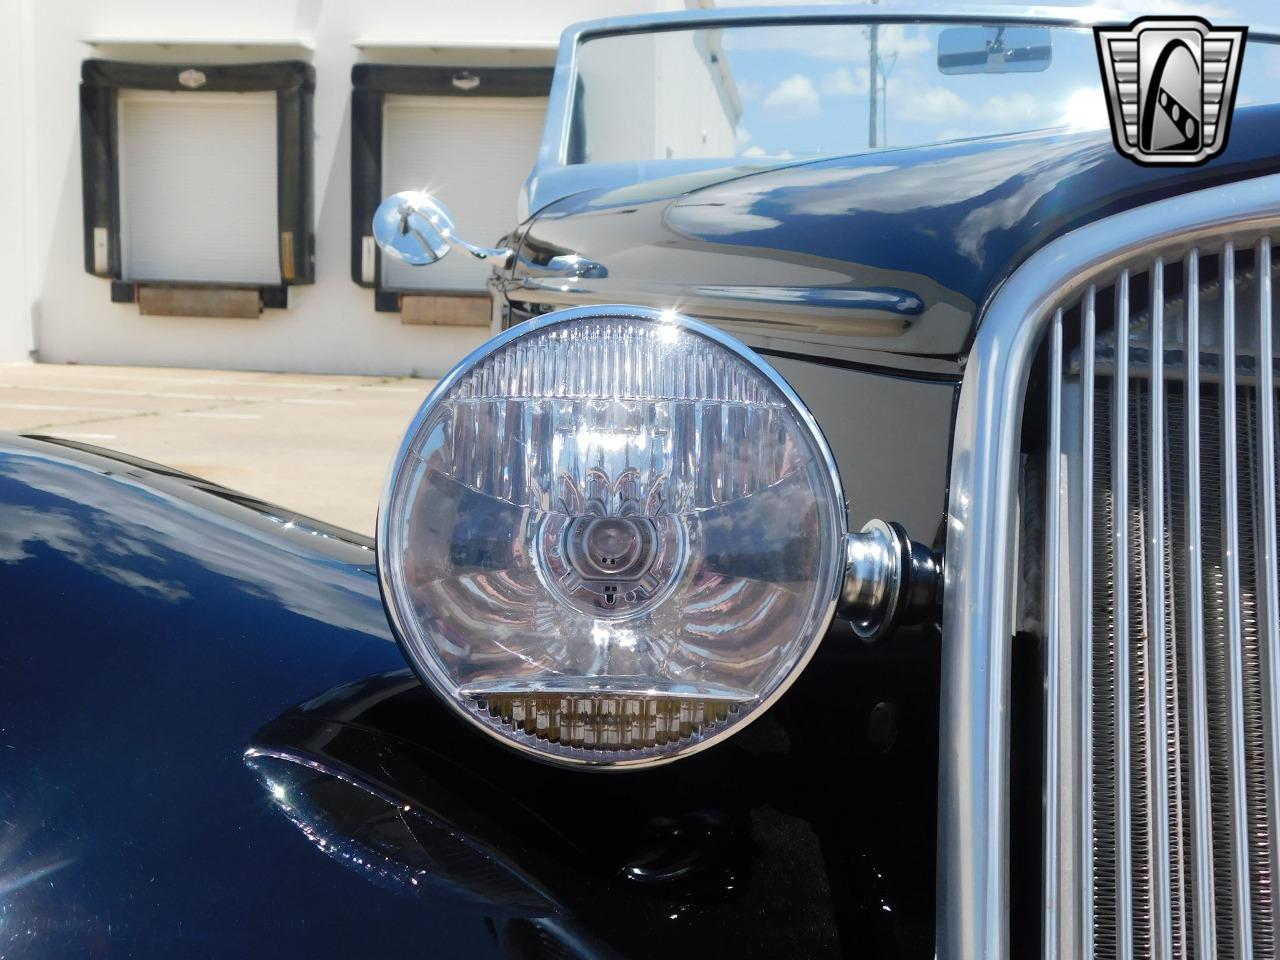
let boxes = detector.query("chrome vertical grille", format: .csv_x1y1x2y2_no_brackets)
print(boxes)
1037,237,1280,959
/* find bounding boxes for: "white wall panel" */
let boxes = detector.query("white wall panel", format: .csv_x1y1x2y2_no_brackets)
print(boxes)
0,0,32,361
119,91,279,284
15,0,675,377
381,95,545,292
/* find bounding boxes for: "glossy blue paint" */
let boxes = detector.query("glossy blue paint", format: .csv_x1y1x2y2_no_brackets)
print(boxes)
0,436,940,957
0,437,494,958
9,33,1278,952
509,103,1280,359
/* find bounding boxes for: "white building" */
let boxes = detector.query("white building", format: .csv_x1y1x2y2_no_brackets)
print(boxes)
0,0,691,378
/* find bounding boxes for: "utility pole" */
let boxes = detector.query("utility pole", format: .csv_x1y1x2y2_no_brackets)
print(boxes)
868,23,879,149
879,51,898,148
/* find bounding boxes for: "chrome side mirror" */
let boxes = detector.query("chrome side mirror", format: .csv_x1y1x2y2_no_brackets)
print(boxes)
373,189,607,279
373,190,514,266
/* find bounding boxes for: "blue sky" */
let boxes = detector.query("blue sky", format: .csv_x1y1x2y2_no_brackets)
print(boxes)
998,0,1278,25
719,23,1103,158
674,6,1280,160
709,0,1279,30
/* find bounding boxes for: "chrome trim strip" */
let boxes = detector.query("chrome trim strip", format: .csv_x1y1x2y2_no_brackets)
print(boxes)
1260,235,1280,960
1113,269,1135,960
1148,258,1174,960
1185,247,1218,960
1043,308,1064,960
1221,242,1256,960
1081,285,1097,960
938,173,1280,960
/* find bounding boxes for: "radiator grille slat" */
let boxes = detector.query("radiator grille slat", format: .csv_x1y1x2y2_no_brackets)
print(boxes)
1038,238,1280,959
1083,284,1099,960
1094,372,1121,956
1150,257,1176,960
1045,307,1065,960
1165,373,1193,960
1222,241,1258,960
1260,235,1280,960
1115,267,1139,960
1186,247,1219,960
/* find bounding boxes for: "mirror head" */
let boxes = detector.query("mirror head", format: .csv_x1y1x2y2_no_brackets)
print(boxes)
373,190,454,266
937,26,1052,75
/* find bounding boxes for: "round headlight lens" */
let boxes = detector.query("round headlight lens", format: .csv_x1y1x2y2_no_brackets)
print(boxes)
378,306,845,767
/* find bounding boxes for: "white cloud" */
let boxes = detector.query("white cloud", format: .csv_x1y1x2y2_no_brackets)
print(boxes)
736,78,765,103
1153,0,1236,18
735,126,753,148
820,66,869,97
762,74,821,116
1058,87,1109,130
742,145,767,157
878,24,934,58
721,21,935,64
896,85,971,122
983,93,1044,125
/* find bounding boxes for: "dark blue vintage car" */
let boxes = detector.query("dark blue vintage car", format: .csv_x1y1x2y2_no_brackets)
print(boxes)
5,7,1280,958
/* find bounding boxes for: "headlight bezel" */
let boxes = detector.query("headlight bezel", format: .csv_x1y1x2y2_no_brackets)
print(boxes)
376,304,848,770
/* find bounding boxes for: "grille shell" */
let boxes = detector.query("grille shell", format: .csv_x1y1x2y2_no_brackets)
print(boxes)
1035,242,1280,959
936,174,1280,960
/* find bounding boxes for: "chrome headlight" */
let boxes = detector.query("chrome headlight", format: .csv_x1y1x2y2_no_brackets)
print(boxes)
379,305,932,768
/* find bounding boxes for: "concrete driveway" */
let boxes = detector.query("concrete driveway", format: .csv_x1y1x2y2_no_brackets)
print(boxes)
0,363,436,535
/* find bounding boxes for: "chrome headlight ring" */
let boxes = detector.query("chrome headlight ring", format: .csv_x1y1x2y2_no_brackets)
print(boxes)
377,304,938,769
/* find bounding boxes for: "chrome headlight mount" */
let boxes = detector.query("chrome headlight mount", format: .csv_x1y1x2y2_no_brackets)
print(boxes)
377,305,940,769
840,519,942,643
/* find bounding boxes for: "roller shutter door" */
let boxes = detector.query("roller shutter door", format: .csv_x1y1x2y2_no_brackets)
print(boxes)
118,90,279,285
381,95,545,292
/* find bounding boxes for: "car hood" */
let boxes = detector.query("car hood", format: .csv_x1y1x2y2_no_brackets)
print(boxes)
509,103,1280,362
0,435,939,958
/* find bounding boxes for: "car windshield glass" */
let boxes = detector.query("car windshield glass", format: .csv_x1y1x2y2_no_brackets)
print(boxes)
567,20,1280,164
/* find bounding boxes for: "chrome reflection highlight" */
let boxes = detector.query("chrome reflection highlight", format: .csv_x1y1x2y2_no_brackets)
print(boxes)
840,520,942,642
373,190,606,278
244,748,557,912
840,520,904,642
372,191,456,266
378,305,847,767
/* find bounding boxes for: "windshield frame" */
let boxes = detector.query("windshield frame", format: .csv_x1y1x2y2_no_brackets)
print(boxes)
522,4,1280,219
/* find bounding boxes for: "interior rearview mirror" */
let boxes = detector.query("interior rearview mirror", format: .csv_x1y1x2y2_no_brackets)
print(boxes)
937,26,1052,75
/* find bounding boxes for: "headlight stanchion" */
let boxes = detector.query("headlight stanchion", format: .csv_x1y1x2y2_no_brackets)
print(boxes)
839,520,942,642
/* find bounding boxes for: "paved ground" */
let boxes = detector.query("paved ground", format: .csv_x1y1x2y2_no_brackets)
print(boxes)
0,363,436,535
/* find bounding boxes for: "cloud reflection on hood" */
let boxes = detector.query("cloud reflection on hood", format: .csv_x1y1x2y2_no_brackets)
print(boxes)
0,448,390,639
0,502,191,603
666,128,1116,281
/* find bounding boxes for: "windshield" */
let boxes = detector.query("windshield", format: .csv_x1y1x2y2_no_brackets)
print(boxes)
568,20,1280,164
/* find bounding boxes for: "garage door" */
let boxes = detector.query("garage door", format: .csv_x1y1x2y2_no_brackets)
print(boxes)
118,90,279,285
381,95,546,292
